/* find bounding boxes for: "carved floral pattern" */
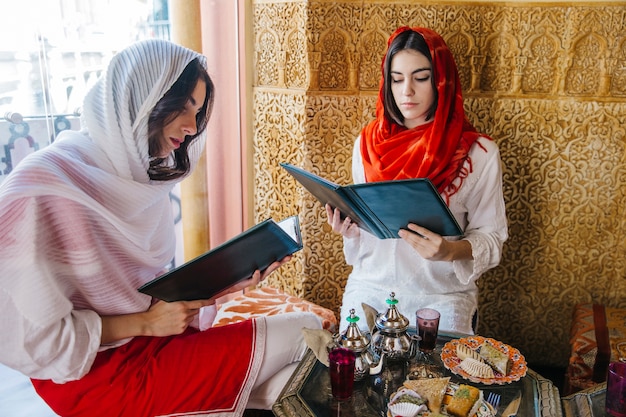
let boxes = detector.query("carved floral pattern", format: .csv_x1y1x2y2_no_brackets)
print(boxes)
252,0,626,367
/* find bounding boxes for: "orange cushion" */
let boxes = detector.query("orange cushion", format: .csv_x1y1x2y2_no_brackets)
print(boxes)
565,303,626,395
213,287,338,332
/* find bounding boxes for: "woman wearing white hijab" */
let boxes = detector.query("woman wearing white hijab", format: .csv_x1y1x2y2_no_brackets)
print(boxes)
0,39,320,417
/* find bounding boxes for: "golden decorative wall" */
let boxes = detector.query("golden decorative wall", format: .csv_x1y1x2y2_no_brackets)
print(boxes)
251,0,626,368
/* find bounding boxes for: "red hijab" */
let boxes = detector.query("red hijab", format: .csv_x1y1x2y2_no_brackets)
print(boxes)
361,27,488,198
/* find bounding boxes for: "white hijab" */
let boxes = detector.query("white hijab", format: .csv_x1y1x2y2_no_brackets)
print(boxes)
0,40,209,381
81,39,207,183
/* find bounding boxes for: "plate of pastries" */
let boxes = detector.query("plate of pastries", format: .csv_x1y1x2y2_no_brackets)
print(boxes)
386,377,495,417
440,336,527,385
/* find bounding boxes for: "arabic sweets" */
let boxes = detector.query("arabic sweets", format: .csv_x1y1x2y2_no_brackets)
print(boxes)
478,342,512,376
387,387,428,417
446,384,481,417
459,357,495,379
402,377,450,412
456,344,482,362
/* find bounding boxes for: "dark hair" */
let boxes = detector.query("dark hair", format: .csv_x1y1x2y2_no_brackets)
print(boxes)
148,58,214,181
382,30,438,125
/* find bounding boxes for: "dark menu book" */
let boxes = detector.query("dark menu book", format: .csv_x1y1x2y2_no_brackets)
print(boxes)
138,216,302,302
281,163,462,239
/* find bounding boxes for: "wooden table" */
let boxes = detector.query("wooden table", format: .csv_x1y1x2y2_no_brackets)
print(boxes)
273,333,563,417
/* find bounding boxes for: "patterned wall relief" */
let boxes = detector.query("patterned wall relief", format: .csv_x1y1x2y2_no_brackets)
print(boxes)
296,94,363,308
476,98,626,365
358,29,388,90
252,89,307,294
611,37,626,96
253,1,308,88
252,0,626,367
286,29,308,88
523,31,560,94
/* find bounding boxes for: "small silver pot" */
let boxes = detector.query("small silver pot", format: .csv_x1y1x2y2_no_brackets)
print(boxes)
334,308,377,381
370,292,419,360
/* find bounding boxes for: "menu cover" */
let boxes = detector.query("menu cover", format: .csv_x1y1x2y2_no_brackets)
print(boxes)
281,163,462,239
138,216,302,302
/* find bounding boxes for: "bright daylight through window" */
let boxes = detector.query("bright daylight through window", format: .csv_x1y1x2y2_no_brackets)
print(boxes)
0,0,169,119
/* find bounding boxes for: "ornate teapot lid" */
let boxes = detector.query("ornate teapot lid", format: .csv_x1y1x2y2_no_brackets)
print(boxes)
339,308,370,352
375,292,409,333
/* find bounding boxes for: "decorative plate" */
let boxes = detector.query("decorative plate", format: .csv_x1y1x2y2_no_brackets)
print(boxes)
440,336,527,385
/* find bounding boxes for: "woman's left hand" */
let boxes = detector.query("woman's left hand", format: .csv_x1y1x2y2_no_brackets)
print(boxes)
398,224,453,261
259,256,291,281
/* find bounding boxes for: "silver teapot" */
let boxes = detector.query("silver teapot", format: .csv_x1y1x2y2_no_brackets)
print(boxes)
335,308,377,381
370,292,420,360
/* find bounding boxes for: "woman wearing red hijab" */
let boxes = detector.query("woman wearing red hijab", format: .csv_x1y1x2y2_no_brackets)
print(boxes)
327,27,508,334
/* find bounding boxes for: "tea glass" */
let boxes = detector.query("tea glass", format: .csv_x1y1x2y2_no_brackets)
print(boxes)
328,347,356,400
416,308,440,355
606,361,626,417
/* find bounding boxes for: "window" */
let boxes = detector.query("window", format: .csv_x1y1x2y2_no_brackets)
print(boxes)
0,0,184,267
0,0,169,119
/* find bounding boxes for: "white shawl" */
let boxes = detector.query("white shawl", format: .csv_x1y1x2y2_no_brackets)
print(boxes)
0,40,207,382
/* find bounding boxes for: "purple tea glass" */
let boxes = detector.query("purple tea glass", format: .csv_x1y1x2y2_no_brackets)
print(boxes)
606,361,626,417
416,308,440,353
328,347,356,400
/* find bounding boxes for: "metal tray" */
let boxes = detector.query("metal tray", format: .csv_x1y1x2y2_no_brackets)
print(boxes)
273,334,562,417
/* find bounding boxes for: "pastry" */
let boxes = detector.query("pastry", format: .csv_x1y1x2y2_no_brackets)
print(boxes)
456,343,482,362
446,384,481,417
388,388,428,417
403,376,450,412
459,357,495,379
479,342,512,376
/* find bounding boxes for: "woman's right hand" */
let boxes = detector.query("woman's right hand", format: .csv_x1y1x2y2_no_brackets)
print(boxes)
325,204,359,238
142,299,214,337
100,298,214,344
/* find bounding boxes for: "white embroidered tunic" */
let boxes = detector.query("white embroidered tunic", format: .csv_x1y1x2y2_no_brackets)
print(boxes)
340,136,508,335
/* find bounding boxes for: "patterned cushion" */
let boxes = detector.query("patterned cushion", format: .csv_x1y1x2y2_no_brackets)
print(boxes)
564,303,626,395
213,286,338,332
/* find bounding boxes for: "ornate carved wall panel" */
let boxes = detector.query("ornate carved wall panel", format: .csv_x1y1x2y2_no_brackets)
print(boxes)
252,0,626,367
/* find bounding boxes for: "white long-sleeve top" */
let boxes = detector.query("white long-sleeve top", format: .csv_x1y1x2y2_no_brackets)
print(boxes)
340,136,508,334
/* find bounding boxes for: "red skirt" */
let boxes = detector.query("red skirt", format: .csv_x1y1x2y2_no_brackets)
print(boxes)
32,318,264,417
